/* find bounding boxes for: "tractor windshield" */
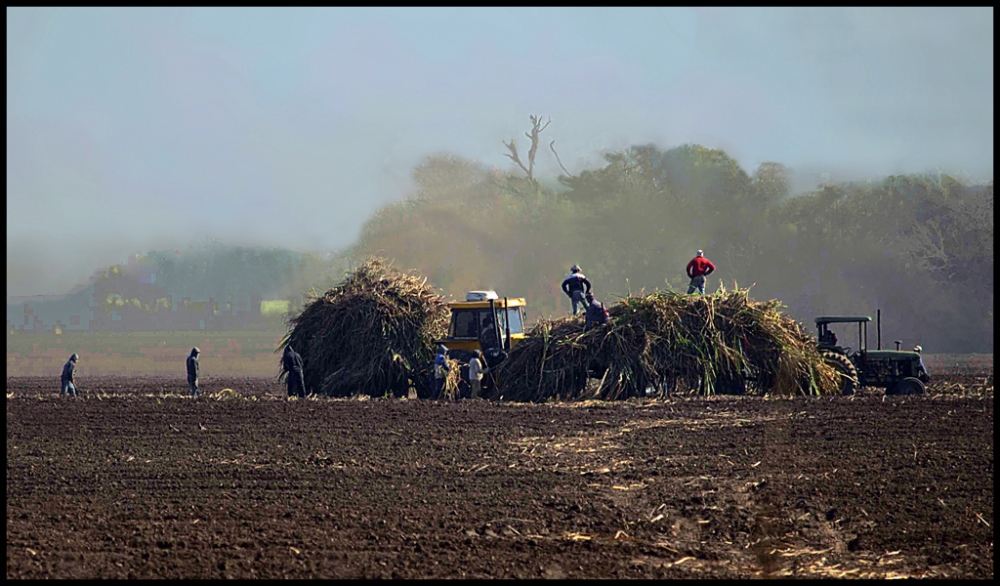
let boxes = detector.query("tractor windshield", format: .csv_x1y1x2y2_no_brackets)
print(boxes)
505,307,524,334
451,310,480,339
450,306,525,339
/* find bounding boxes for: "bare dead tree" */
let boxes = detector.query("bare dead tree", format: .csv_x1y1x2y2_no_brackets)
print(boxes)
502,139,529,178
503,114,551,183
549,140,572,177
524,115,550,179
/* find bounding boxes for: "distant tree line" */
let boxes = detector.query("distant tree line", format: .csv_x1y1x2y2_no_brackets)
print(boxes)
18,128,991,353
350,138,992,353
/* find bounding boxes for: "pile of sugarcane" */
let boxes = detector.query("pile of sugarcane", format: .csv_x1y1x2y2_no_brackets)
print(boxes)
278,257,450,398
439,357,463,400
495,289,839,402
407,355,464,399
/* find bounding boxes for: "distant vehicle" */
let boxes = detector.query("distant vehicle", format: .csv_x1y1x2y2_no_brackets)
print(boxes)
816,312,930,396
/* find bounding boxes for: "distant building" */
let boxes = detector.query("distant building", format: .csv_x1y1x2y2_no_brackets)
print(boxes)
6,244,336,333
9,275,270,333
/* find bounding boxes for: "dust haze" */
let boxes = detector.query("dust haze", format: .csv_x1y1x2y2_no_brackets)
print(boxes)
6,8,993,351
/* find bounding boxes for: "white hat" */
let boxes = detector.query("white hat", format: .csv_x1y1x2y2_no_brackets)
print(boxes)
913,345,922,353
696,250,703,257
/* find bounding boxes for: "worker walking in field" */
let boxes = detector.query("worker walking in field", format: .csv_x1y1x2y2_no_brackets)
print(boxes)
60,353,79,397
562,265,592,316
282,345,306,398
584,292,610,331
686,250,716,295
186,347,201,397
467,350,489,400
432,345,450,400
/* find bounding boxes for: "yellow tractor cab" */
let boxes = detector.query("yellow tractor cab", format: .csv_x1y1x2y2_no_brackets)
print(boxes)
421,291,527,400
436,291,527,358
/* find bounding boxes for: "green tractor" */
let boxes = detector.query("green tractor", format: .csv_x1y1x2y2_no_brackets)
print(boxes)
816,312,930,396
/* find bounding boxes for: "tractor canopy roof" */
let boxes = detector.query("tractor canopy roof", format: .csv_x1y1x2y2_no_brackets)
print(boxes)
815,316,872,325
865,350,921,360
448,297,526,310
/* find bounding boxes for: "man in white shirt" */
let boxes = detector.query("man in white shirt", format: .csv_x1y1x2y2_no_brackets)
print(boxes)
468,350,489,399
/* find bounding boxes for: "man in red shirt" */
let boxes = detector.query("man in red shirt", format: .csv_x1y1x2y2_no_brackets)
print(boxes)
686,250,715,295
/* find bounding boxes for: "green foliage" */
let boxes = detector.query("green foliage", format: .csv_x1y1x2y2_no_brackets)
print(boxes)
145,243,303,303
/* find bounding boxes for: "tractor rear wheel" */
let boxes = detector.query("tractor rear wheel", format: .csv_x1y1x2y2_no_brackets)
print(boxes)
822,351,858,396
414,362,436,399
887,377,925,396
715,375,746,395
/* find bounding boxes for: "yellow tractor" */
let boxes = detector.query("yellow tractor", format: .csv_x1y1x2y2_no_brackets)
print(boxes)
422,291,527,399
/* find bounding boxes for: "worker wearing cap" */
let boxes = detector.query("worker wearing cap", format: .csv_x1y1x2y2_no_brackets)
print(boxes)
561,265,592,316
686,250,716,295
60,353,79,397
432,344,451,400
913,345,929,380
186,347,201,397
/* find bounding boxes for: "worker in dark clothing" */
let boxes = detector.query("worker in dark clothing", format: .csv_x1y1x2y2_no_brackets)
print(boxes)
686,250,716,295
562,265,592,316
283,345,306,398
478,313,507,368
60,353,79,396
584,292,610,331
186,347,201,397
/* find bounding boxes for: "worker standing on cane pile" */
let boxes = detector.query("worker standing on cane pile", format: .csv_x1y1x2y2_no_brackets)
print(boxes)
584,292,609,331
186,347,200,397
686,250,716,295
562,265,592,316
283,345,306,398
60,353,79,397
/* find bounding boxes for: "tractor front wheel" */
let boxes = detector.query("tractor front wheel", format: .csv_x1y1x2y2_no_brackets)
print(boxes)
822,351,859,396
887,377,925,396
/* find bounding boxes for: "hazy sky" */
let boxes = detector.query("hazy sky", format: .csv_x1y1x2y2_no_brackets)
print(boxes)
7,7,994,298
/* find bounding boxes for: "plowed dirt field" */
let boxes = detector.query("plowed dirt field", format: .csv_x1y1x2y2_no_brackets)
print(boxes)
7,367,993,579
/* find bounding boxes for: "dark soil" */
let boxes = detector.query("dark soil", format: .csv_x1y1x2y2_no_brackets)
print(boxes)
6,369,993,579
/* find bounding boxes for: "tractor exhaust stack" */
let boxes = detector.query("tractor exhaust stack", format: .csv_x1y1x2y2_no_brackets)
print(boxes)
877,309,882,350
504,297,511,352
